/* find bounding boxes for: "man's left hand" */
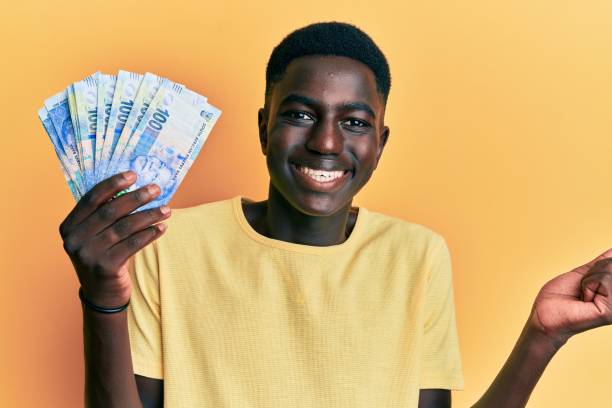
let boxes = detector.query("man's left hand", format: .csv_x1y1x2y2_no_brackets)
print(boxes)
529,248,612,347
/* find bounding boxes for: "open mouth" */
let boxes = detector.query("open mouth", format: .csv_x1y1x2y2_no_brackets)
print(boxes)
295,165,349,182
290,163,352,191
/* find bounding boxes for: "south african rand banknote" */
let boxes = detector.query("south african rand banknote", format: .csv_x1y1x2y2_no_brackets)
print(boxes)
99,70,143,182
73,72,100,190
38,107,82,200
106,72,172,180
42,90,85,194
94,73,117,183
38,70,221,207
112,80,221,211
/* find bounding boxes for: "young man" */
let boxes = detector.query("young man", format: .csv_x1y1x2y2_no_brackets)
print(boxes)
59,22,612,407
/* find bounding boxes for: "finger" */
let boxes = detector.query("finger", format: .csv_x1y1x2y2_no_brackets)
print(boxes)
581,272,608,302
67,183,161,245
572,248,612,276
93,206,171,248
105,223,168,268
59,171,137,237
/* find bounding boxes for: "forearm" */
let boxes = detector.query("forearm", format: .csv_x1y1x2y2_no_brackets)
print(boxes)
471,321,563,408
82,305,143,408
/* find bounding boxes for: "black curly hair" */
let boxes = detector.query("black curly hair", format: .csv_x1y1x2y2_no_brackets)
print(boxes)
265,21,391,105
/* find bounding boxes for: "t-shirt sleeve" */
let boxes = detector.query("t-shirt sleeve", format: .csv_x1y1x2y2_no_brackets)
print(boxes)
419,234,464,390
127,241,164,379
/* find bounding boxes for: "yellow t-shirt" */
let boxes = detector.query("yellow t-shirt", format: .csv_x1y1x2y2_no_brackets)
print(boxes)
127,195,464,407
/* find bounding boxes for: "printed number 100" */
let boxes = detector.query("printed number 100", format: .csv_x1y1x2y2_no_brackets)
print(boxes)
148,108,170,131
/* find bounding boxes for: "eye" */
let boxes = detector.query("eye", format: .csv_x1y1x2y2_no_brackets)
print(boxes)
282,110,314,122
342,118,370,129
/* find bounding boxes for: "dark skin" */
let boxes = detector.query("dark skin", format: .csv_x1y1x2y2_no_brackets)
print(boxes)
62,55,612,407
251,55,388,245
59,174,168,408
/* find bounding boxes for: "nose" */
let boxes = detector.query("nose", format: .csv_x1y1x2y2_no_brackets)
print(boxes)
305,116,343,155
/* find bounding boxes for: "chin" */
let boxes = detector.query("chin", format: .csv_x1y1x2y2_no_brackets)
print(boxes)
290,192,350,217
270,169,356,217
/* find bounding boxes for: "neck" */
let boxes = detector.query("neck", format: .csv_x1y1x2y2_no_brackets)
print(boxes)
246,183,355,247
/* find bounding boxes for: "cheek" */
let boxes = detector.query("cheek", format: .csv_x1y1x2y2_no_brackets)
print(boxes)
270,124,304,145
266,129,299,166
265,139,285,169
353,140,379,167
265,144,288,184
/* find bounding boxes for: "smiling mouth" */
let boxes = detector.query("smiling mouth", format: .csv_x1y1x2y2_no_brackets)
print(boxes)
294,164,350,183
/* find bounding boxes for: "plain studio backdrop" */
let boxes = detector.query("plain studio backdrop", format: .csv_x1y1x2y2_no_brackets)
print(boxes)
1,1,611,406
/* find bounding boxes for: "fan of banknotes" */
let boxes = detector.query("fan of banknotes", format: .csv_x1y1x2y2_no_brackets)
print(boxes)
38,70,221,211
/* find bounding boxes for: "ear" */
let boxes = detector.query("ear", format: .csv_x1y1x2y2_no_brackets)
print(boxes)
258,108,268,156
373,125,390,170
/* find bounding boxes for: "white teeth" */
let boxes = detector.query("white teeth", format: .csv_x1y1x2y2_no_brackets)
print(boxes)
296,165,346,182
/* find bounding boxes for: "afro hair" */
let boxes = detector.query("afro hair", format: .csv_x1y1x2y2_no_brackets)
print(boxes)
265,22,391,104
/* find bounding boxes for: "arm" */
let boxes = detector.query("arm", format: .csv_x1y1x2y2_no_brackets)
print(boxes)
471,249,612,408
469,320,560,407
419,389,451,408
135,375,164,408
83,310,164,407
82,307,143,407
59,171,170,407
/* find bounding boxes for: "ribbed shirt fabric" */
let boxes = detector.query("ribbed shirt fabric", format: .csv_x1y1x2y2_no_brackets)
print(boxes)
127,195,464,407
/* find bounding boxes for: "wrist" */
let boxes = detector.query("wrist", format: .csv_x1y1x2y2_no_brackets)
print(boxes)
523,315,567,355
79,287,130,314
80,283,131,309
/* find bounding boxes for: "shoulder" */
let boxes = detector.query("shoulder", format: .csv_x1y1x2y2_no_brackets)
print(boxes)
168,198,233,226
172,198,233,220
154,197,235,247
363,208,446,253
358,209,450,284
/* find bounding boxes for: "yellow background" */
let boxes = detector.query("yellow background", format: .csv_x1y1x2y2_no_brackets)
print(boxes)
1,1,611,406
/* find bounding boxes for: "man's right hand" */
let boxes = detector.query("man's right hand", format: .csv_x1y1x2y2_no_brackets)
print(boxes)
59,170,171,309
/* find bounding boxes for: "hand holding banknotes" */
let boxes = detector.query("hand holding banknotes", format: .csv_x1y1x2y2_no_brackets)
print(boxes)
39,70,220,306
59,171,171,309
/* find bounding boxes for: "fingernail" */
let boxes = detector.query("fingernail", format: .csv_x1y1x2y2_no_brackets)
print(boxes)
160,206,170,215
147,184,161,195
123,171,136,182
157,223,167,232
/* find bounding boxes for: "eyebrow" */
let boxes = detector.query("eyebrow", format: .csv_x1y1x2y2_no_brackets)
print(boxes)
279,93,376,119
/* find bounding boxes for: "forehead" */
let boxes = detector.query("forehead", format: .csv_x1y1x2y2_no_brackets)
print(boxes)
270,55,382,107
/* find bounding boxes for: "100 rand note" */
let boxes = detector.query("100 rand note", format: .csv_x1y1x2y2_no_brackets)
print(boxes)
169,93,220,191
43,90,85,193
38,107,82,200
113,81,220,212
73,72,100,190
116,81,207,172
99,70,143,182
107,72,171,179
94,74,117,184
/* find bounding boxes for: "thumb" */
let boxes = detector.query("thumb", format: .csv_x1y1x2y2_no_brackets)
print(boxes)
573,248,612,276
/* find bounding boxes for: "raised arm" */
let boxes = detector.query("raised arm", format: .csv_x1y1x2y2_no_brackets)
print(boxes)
59,171,170,407
471,248,612,407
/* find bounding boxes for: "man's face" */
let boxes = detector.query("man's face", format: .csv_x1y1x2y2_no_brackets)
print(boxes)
259,55,389,216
